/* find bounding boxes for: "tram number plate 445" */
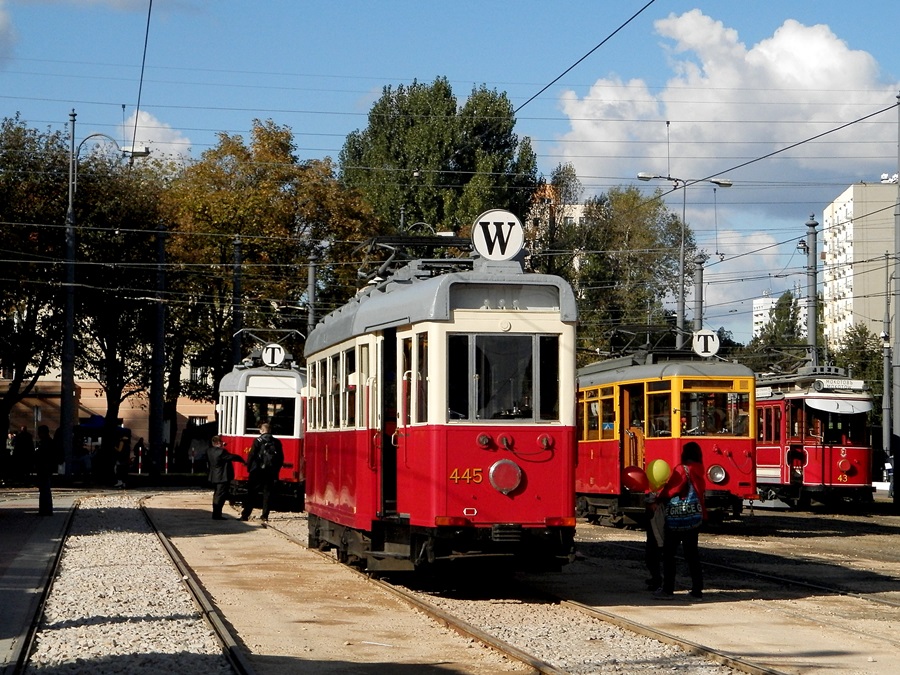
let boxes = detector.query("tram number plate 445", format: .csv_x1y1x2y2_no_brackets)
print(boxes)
449,468,483,484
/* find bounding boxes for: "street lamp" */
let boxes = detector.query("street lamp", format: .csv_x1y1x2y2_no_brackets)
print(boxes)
637,172,733,349
60,109,150,473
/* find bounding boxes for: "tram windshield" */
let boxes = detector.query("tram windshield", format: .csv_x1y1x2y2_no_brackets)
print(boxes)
679,388,752,437
447,333,559,422
244,396,296,436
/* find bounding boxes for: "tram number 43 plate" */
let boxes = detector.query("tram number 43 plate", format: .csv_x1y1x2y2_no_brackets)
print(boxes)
449,468,483,484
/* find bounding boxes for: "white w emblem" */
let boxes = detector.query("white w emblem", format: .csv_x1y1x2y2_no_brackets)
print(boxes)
471,209,525,261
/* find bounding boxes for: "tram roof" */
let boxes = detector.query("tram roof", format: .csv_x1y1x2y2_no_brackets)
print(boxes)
578,354,754,388
219,365,306,393
305,257,578,357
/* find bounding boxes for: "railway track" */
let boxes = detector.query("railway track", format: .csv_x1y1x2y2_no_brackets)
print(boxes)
264,514,774,675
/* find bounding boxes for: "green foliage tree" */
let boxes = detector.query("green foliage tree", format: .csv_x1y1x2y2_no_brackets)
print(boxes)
738,291,807,372
0,115,69,431
833,322,884,423
339,77,537,233
525,173,684,361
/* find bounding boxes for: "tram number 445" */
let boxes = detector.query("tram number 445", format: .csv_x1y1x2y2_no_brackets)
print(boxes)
450,468,483,484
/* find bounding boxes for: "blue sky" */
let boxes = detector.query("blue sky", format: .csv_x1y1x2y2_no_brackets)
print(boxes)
2,0,900,342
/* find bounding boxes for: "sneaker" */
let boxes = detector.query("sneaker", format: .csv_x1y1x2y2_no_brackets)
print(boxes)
653,588,674,600
689,591,704,600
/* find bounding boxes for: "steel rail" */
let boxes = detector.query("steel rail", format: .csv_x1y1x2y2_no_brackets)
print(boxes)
4,503,77,675
267,523,569,675
140,500,256,675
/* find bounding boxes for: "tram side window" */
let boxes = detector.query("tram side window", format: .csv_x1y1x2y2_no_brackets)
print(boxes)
758,408,766,442
315,360,327,430
538,335,559,421
648,393,672,437
579,389,599,441
401,337,413,426
600,392,615,440
328,354,340,428
416,333,428,423
344,348,356,428
447,335,469,420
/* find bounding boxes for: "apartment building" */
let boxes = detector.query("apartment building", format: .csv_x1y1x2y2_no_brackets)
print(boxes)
822,181,896,349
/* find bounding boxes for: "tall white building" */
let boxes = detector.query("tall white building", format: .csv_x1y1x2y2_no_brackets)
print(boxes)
822,181,896,349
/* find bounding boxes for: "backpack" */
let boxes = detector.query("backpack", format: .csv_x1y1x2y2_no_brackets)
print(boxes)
665,466,703,531
257,435,283,471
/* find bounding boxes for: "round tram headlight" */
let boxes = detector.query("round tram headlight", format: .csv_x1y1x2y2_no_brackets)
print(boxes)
707,464,727,485
489,459,522,495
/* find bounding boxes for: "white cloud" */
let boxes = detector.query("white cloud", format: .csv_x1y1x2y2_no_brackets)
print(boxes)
119,109,192,161
555,9,898,343
0,1,16,64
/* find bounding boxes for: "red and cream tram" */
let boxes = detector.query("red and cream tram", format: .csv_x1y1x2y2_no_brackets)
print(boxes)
755,365,875,507
217,348,306,505
576,351,757,525
303,209,578,572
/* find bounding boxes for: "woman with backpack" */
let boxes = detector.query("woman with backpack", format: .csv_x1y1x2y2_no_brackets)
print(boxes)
240,422,283,523
654,441,706,600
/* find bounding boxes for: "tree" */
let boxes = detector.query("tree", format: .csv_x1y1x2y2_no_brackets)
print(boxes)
339,78,538,233
738,291,807,372
70,144,167,461
834,323,884,423
162,119,376,408
0,115,69,432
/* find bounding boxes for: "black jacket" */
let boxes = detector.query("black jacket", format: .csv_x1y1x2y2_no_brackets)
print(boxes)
207,445,244,484
246,433,284,474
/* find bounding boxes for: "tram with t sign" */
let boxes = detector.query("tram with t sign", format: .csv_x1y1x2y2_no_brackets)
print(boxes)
217,339,306,506
755,365,875,507
576,331,757,526
303,209,578,572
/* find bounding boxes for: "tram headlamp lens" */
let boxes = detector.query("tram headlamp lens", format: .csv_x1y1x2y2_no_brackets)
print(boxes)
707,464,727,484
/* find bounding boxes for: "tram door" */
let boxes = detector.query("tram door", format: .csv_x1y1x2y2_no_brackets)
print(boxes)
379,328,398,515
620,384,646,470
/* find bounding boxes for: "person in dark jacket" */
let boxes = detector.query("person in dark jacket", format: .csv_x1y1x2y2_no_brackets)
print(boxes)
655,441,707,600
240,422,283,523
207,435,245,520
35,425,55,516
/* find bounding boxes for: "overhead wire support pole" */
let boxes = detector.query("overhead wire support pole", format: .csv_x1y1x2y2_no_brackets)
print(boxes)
892,90,900,508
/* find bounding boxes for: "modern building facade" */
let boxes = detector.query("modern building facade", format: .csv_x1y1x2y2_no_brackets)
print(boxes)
821,181,896,349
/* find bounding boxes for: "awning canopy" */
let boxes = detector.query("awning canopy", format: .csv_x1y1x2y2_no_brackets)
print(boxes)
805,397,873,414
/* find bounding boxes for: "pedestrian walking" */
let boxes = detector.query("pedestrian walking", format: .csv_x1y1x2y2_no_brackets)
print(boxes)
35,425,55,516
655,442,706,600
207,436,245,520
240,422,283,523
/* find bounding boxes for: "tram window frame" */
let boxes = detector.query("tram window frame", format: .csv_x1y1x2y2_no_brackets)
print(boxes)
679,388,752,436
315,359,327,430
647,391,672,437
343,347,356,428
447,332,556,423
359,343,370,428
416,332,429,424
579,389,600,441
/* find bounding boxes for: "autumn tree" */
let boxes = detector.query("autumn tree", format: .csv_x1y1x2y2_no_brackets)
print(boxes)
339,77,538,233
162,119,376,408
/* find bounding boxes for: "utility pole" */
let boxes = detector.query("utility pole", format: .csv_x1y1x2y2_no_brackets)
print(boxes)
232,236,243,365
805,214,818,367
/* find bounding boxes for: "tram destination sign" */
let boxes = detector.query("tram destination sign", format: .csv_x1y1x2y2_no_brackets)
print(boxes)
814,378,864,391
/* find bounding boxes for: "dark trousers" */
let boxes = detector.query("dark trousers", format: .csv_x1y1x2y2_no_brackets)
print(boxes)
662,526,702,594
212,482,230,517
645,526,662,588
37,474,53,516
241,472,274,520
